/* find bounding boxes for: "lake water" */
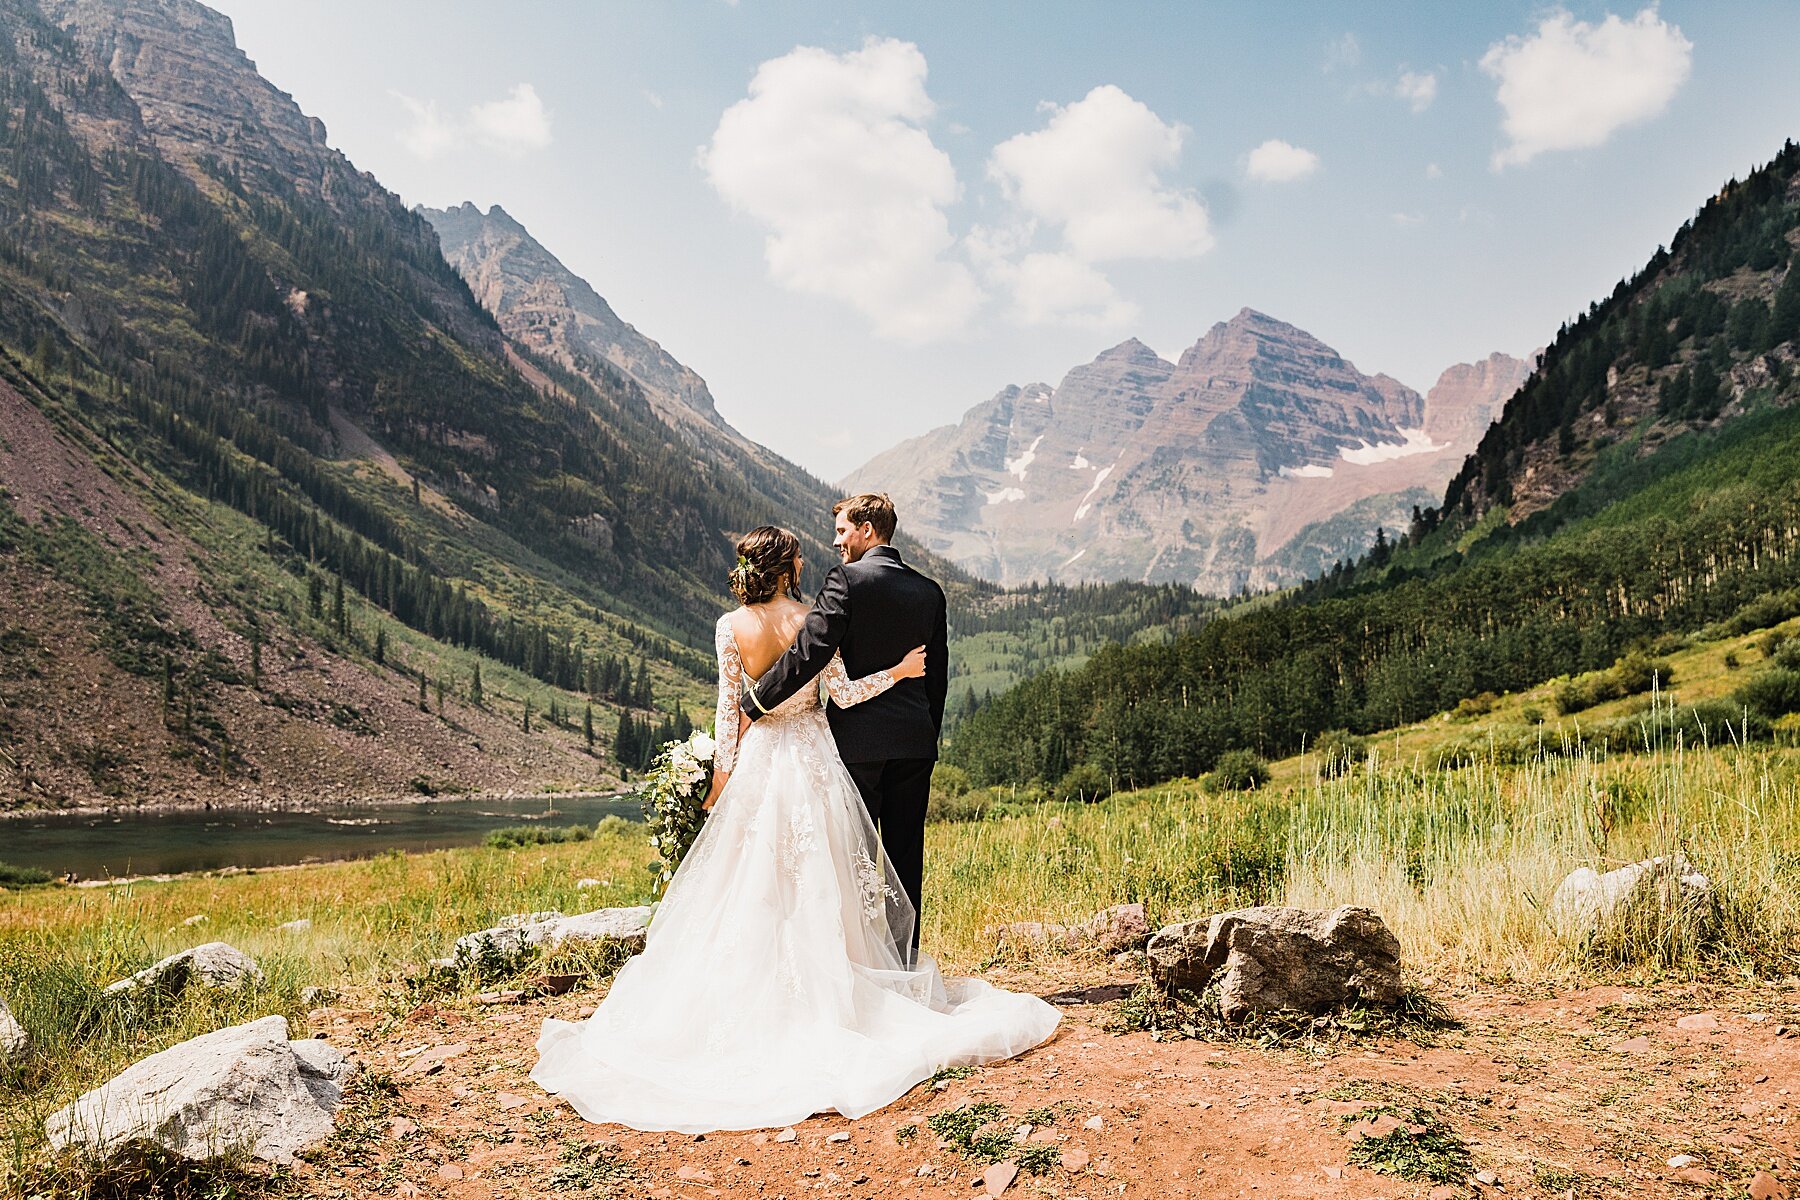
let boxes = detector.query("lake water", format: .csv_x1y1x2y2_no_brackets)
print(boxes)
1,793,643,880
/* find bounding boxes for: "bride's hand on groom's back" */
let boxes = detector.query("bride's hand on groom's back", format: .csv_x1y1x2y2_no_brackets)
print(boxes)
892,646,927,680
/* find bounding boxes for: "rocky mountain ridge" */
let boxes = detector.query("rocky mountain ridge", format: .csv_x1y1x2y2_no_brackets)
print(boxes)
847,310,1530,592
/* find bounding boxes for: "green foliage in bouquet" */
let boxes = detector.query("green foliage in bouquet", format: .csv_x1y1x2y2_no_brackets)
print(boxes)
642,730,717,897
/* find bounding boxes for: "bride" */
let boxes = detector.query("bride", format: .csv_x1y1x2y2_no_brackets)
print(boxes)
531,526,1060,1133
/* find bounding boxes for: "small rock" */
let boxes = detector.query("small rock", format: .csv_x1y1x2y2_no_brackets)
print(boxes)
0,997,28,1066
775,1127,797,1143
1474,1169,1500,1186
1612,1036,1653,1054
982,1161,1019,1197
1675,1013,1720,1032
277,918,312,935
1547,854,1713,938
1322,1165,1343,1180
916,1163,935,1176
1012,1123,1032,1142
1429,1188,1458,1200
300,986,339,1007
495,1092,530,1111
396,1043,467,1080
1751,1171,1789,1200
576,878,603,890
826,1131,850,1143
1083,1115,1104,1131
933,1077,952,1090
676,1165,712,1183
182,914,209,927
1060,1148,1090,1171
437,1162,465,1182
1667,1154,1698,1169
104,943,263,997
388,1117,417,1139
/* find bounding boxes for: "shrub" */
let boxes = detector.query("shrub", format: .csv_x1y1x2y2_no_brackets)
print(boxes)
1520,705,1545,724
1313,728,1367,778
1204,749,1270,793
0,861,54,888
484,824,593,849
1722,588,1800,636
1724,651,1741,670
1762,628,1791,658
1451,692,1497,720
1051,763,1113,803
1589,700,1771,751
1554,652,1672,714
1733,668,1800,719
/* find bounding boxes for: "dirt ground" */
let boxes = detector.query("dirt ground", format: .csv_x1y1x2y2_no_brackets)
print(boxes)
287,964,1799,1200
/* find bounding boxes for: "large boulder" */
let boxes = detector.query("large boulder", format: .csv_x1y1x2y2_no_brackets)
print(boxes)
986,903,1150,956
437,906,651,971
1146,905,1403,1021
0,996,28,1066
45,1016,355,1164
1548,854,1713,938
104,942,263,997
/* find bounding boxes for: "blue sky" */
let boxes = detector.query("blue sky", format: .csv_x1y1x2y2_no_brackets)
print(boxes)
211,1,1800,480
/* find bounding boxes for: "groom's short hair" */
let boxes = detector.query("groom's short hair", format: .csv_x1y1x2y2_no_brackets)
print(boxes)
833,492,897,541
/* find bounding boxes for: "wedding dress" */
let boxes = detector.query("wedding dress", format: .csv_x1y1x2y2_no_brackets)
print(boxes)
530,614,1060,1133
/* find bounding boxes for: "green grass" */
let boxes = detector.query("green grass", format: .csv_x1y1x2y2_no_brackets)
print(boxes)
6,624,1800,1188
483,824,594,848
1344,1105,1474,1184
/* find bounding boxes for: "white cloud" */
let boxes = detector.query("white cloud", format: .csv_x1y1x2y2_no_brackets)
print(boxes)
643,89,665,110
392,84,552,159
1481,7,1692,170
1245,139,1320,183
988,85,1212,262
470,84,553,154
1394,70,1438,113
699,37,981,343
393,92,457,159
1390,211,1425,226
1324,32,1361,72
1425,162,1443,180
993,251,1140,329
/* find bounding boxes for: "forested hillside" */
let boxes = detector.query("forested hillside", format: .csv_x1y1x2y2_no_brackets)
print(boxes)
949,140,1800,790
0,0,897,806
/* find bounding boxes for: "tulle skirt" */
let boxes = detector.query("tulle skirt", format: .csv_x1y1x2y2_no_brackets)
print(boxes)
530,708,1060,1133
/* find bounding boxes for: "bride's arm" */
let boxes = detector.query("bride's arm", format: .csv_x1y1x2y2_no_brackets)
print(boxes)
821,646,926,708
706,620,743,808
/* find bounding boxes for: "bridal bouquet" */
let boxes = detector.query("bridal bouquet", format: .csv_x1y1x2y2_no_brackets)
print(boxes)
643,729,715,897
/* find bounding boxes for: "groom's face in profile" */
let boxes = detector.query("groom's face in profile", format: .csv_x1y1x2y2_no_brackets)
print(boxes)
833,512,880,563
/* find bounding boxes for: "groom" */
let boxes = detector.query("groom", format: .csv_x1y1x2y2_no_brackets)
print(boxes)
741,493,948,961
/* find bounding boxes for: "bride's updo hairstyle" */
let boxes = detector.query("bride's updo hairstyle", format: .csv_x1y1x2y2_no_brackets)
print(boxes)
730,525,801,605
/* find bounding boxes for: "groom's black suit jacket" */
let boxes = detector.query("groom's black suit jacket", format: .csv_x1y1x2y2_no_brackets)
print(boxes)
741,544,948,762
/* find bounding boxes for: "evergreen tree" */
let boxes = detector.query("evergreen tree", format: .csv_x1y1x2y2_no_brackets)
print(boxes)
583,702,595,751
249,624,262,688
470,662,484,707
374,626,386,666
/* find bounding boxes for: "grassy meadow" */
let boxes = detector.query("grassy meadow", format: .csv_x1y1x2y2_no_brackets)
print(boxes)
4,619,1800,1188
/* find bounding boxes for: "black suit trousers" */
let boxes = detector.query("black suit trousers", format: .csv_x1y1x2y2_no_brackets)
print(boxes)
843,757,933,961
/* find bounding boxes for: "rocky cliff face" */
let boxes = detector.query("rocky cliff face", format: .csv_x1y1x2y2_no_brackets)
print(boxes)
424,203,722,433
846,310,1529,593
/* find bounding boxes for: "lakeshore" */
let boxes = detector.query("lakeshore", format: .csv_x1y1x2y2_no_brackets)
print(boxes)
0,791,641,880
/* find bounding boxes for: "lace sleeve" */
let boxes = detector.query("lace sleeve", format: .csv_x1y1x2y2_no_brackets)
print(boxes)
712,618,742,772
820,651,897,709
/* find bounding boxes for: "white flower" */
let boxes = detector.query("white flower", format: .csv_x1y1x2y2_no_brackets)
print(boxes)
687,731,716,762
669,748,696,775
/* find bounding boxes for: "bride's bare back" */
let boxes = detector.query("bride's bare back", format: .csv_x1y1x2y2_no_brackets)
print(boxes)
728,598,811,680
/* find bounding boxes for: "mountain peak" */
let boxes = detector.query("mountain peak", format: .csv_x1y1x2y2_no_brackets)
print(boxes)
1093,337,1167,366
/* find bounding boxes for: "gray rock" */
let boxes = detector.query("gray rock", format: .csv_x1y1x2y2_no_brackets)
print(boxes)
986,903,1150,956
0,996,28,1065
436,906,651,970
104,942,264,997
1146,905,1403,1021
1548,854,1713,937
45,1016,355,1164
277,918,312,935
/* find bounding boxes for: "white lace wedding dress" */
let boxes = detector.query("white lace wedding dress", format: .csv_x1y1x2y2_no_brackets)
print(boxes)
531,614,1060,1133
